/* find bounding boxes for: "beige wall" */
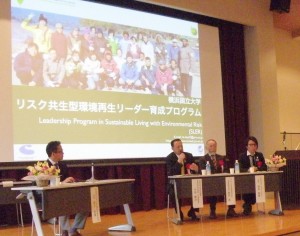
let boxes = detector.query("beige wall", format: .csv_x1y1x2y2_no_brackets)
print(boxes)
138,0,282,155
0,0,13,159
275,28,300,149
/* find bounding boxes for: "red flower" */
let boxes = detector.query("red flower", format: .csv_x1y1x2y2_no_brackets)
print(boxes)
185,163,191,169
219,160,224,166
257,161,262,168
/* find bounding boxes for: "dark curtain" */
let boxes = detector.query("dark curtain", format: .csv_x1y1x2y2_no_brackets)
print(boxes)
219,22,249,164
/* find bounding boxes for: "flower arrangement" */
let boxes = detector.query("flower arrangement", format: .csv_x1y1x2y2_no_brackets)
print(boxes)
26,161,60,180
265,154,287,169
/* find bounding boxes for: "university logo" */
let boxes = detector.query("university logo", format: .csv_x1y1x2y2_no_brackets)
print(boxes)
191,27,198,36
19,144,35,155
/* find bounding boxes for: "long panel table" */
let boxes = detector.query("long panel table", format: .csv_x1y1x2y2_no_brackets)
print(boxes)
12,179,135,236
168,171,283,224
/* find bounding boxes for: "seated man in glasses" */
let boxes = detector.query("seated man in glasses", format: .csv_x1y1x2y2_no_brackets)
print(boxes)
200,139,238,219
239,136,267,215
46,141,88,236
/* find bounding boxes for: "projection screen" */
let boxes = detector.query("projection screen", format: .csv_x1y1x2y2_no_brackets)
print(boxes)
0,0,225,162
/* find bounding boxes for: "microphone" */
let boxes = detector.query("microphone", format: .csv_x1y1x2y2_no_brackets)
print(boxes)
91,162,94,182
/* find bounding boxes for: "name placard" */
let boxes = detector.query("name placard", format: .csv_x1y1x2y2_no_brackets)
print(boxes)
225,177,236,205
192,179,203,208
255,175,266,203
90,187,101,223
2,181,14,187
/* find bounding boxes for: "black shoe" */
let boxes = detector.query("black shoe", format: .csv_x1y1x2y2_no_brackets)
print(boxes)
243,204,252,216
70,230,82,236
243,210,251,216
226,208,238,217
187,209,199,221
62,230,69,236
209,211,217,219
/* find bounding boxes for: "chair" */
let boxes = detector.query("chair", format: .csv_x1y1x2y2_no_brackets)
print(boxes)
53,217,62,236
166,182,202,222
166,183,182,223
1,179,25,227
166,193,172,220
16,193,25,226
166,188,174,220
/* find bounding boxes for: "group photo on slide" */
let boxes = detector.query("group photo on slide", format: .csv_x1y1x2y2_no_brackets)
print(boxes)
11,5,201,97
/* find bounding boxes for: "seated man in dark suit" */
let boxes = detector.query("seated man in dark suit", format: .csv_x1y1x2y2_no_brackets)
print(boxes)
166,138,199,221
46,141,88,236
239,136,267,215
200,139,238,219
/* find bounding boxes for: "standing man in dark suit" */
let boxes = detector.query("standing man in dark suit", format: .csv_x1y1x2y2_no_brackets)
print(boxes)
239,136,267,215
166,138,199,221
46,141,88,236
200,139,238,219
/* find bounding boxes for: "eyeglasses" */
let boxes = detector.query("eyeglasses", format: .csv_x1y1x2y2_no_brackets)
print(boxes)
55,151,64,154
248,143,257,146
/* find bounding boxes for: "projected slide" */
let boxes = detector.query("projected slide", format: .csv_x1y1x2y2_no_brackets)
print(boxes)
11,0,203,160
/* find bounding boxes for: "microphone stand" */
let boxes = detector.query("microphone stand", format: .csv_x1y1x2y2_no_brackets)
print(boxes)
283,131,286,151
87,162,98,182
280,132,300,150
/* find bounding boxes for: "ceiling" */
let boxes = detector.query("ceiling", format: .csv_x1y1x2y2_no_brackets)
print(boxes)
272,0,300,38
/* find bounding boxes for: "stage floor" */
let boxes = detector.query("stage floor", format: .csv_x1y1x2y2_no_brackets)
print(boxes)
1,199,300,236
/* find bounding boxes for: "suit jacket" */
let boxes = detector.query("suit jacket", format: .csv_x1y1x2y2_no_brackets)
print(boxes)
47,159,69,181
200,154,230,174
166,151,197,196
166,151,197,176
238,151,267,172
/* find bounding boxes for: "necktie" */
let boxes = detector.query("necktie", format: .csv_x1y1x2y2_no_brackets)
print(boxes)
249,156,254,167
181,164,185,175
54,163,59,169
211,155,217,169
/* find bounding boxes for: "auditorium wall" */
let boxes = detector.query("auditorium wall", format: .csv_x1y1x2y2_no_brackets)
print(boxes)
274,28,300,149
